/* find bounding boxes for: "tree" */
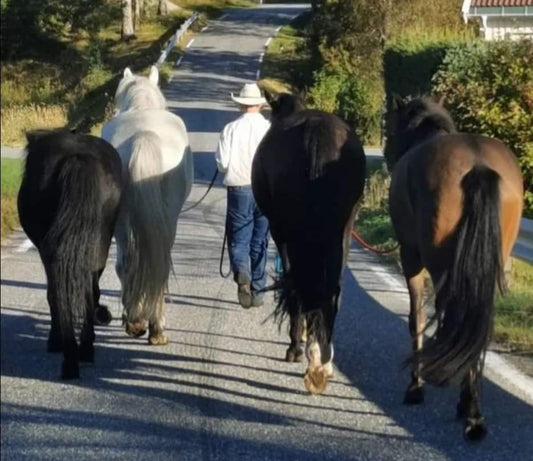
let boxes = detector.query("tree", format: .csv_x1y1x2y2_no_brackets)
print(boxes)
122,0,135,39
134,0,143,30
158,0,169,15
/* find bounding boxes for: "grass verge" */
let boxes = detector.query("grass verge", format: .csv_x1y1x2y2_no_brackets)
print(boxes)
1,0,252,146
1,158,23,243
259,11,317,95
494,259,533,352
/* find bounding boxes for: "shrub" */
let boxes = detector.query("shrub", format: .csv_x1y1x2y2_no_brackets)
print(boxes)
308,69,382,145
432,40,533,217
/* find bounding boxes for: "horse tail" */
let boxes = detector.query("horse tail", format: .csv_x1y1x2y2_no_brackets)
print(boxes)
123,131,170,322
418,164,503,386
274,239,342,347
40,155,101,347
304,117,338,179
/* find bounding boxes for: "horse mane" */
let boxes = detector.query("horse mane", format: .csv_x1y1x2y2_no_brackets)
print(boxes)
115,75,166,113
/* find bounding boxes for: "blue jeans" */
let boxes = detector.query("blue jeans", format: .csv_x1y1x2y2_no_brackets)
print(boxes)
226,186,270,299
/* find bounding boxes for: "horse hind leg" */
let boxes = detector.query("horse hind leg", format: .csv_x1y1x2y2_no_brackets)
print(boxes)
148,294,168,345
286,313,306,362
46,283,63,353
457,367,487,441
80,269,104,363
303,338,334,395
93,268,112,326
401,246,426,405
303,303,336,395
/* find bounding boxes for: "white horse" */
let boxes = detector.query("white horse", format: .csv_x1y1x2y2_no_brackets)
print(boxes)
102,66,193,344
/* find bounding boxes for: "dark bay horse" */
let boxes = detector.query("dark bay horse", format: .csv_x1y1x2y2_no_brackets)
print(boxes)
18,130,123,379
386,96,523,440
252,93,366,394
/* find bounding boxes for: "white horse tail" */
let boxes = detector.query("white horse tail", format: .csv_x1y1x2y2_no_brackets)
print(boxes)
123,130,171,323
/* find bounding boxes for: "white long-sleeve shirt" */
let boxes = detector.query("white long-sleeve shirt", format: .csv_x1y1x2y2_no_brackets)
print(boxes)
215,112,271,186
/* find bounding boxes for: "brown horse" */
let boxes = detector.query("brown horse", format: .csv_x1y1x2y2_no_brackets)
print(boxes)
386,96,523,441
252,93,366,394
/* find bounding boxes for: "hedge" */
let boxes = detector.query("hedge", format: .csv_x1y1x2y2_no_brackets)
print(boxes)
432,40,533,217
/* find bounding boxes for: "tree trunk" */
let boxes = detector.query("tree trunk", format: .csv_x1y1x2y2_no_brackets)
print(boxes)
134,0,142,30
122,0,135,40
158,0,169,15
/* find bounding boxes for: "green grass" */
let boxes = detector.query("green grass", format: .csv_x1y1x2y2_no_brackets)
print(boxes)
494,259,533,351
1,158,23,243
1,0,249,146
353,167,398,253
260,11,317,95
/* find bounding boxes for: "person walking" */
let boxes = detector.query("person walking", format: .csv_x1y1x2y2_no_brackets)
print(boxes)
216,82,271,308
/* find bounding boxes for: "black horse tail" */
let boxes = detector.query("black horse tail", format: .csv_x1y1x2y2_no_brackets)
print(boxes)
304,117,338,180
418,164,503,386
274,238,342,348
41,155,101,355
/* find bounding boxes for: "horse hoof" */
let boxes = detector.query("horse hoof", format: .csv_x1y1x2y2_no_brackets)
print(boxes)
125,321,147,338
304,366,329,395
464,418,487,442
148,333,168,345
285,348,304,363
79,345,95,363
61,363,80,380
403,386,424,405
94,305,112,326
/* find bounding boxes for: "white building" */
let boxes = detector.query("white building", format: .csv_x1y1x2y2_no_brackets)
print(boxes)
462,0,533,40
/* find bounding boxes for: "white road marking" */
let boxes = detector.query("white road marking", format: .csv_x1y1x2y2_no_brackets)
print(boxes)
256,69,261,81
186,39,195,49
16,238,35,253
258,53,264,63
265,37,272,48
219,14,228,21
201,26,208,32
176,56,183,67
485,352,533,402
275,26,282,33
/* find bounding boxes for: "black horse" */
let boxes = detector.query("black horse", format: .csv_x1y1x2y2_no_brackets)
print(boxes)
252,93,366,394
18,130,123,379
386,96,523,440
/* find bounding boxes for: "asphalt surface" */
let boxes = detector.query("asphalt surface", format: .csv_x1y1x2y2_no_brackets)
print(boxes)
2,5,533,460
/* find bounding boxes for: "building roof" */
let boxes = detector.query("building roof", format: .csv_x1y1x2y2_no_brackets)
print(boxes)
470,1,533,6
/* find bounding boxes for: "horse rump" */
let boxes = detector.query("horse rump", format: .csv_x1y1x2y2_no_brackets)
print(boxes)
415,164,503,386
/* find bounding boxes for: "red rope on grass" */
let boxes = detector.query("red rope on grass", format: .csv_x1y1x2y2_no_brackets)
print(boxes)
351,229,399,255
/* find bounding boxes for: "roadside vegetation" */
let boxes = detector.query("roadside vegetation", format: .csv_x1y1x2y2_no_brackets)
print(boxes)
1,159,23,243
260,11,318,95
494,260,533,351
0,0,252,146
0,0,252,242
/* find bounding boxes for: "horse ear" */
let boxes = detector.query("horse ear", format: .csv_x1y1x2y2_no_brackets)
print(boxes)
264,89,277,106
123,67,133,79
149,65,159,86
391,93,404,111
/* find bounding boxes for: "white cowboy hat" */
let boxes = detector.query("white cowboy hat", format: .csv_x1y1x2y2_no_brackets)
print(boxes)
231,83,267,106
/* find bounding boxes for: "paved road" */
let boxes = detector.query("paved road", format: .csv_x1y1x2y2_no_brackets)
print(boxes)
2,6,533,460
